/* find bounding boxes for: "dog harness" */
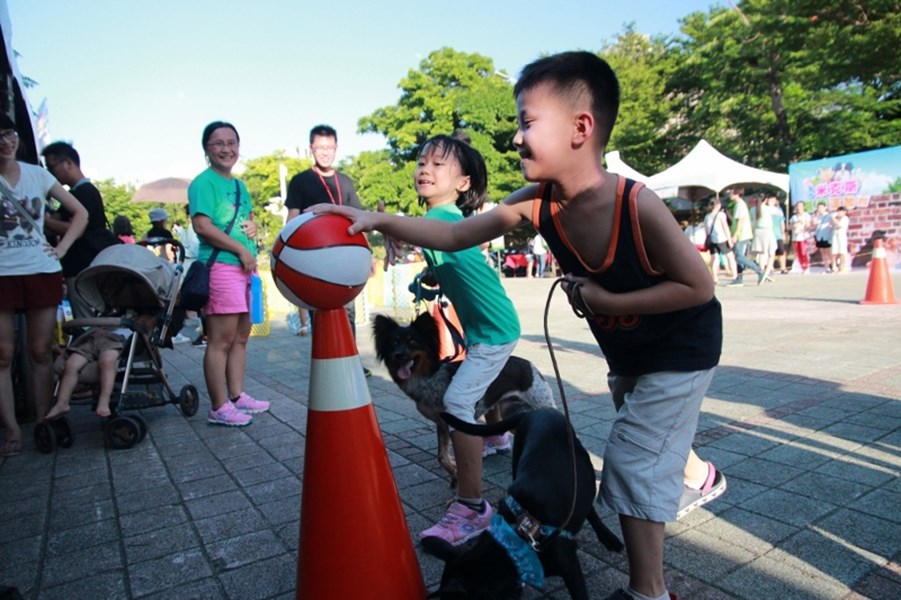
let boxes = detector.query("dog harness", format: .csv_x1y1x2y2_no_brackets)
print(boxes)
503,496,572,548
492,496,575,587
488,514,544,588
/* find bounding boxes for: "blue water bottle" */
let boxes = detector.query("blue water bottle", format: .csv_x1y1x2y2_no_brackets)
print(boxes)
250,273,264,324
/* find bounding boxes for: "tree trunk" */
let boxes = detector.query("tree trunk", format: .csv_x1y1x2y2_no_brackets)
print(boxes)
765,49,797,164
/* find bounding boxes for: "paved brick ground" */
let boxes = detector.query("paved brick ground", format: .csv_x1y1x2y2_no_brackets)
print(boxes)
1,267,899,599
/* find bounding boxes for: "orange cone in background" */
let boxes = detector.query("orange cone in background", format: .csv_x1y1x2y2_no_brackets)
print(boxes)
296,308,425,600
861,239,899,305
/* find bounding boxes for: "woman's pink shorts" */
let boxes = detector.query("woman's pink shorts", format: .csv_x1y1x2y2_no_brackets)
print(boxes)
205,263,250,315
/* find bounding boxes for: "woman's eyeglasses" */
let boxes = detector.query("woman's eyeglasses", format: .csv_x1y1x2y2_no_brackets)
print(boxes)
207,140,239,150
0,130,19,142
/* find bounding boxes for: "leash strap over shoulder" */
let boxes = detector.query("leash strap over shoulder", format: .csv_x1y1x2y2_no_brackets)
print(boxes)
205,179,242,267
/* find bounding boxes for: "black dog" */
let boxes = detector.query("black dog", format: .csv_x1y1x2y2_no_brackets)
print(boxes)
424,409,624,600
373,313,555,486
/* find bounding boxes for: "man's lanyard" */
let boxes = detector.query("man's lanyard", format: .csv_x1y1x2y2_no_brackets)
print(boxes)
314,169,342,205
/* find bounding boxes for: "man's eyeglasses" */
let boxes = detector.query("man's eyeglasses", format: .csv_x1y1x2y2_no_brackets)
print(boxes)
207,140,239,149
311,145,336,153
0,130,18,142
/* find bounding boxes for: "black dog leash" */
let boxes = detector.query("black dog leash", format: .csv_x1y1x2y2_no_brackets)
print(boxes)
538,277,582,539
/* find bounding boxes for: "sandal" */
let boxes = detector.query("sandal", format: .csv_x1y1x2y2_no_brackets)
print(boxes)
0,439,22,457
297,326,309,337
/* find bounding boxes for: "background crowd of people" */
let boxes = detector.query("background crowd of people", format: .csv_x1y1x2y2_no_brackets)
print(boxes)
687,187,854,287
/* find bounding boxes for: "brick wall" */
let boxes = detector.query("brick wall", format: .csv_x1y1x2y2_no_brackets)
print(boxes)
846,193,901,267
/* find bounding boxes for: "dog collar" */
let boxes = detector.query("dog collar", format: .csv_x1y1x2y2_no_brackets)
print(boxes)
489,514,544,588
504,496,572,550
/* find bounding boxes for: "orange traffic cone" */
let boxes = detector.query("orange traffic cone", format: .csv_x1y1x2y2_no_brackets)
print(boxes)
861,239,899,305
296,308,425,599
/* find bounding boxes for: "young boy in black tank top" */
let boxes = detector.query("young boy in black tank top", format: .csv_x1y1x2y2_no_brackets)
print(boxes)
310,51,725,600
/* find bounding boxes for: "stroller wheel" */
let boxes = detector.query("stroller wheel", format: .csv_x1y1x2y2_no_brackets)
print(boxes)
105,416,142,450
53,417,75,449
34,422,58,453
130,414,148,442
178,385,200,417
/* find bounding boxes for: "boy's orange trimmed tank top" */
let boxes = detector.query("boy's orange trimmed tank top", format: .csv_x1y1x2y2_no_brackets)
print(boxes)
531,177,722,376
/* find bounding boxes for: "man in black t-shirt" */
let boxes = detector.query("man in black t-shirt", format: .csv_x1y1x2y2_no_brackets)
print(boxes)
42,142,118,318
285,124,363,216
284,125,370,375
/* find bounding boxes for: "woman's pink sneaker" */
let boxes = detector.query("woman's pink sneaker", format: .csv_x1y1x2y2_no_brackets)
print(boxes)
234,392,270,414
208,401,252,427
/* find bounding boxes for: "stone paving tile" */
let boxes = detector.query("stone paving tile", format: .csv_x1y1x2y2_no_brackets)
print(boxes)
39,571,128,600
114,484,181,516
693,506,801,555
664,528,758,581
242,476,299,507
47,497,116,531
815,507,901,562
118,505,189,538
780,527,889,587
255,496,301,528
720,550,852,600
204,529,285,572
738,487,839,528
779,470,873,504
135,577,223,600
45,518,120,558
218,553,296,600
41,540,121,588
724,456,807,486
175,473,239,501
815,455,898,487
123,522,202,564
847,488,901,523
128,547,213,598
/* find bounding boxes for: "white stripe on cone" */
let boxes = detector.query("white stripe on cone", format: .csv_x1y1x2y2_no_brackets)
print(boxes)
309,356,371,412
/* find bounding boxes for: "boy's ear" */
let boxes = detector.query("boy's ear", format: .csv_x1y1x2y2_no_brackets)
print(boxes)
573,110,595,146
456,175,471,193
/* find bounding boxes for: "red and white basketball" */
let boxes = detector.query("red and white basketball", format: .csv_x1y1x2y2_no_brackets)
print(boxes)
270,213,372,310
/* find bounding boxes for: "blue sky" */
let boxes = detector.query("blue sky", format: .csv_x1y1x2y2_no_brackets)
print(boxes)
9,0,717,185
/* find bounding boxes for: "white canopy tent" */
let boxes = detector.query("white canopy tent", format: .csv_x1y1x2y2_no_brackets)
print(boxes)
605,150,650,183
647,139,789,197
605,150,682,206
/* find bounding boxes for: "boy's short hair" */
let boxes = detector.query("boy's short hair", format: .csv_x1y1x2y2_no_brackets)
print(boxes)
514,51,620,147
309,124,337,144
41,141,81,167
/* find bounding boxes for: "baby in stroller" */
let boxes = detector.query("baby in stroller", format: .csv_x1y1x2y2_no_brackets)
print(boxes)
45,311,157,420
34,242,200,452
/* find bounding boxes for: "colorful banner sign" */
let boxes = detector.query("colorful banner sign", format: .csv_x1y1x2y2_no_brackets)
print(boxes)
788,145,901,209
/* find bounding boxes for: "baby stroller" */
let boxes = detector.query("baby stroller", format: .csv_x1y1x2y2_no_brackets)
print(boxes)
34,240,200,452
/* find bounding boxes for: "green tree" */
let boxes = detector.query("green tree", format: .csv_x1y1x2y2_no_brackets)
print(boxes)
95,179,147,233
601,27,684,174
341,149,417,214
354,48,521,215
668,0,900,170
240,151,310,249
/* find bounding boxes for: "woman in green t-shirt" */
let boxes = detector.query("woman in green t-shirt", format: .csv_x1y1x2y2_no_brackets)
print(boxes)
188,121,269,427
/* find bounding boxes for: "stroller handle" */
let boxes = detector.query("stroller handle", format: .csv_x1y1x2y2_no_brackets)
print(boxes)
141,237,186,264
